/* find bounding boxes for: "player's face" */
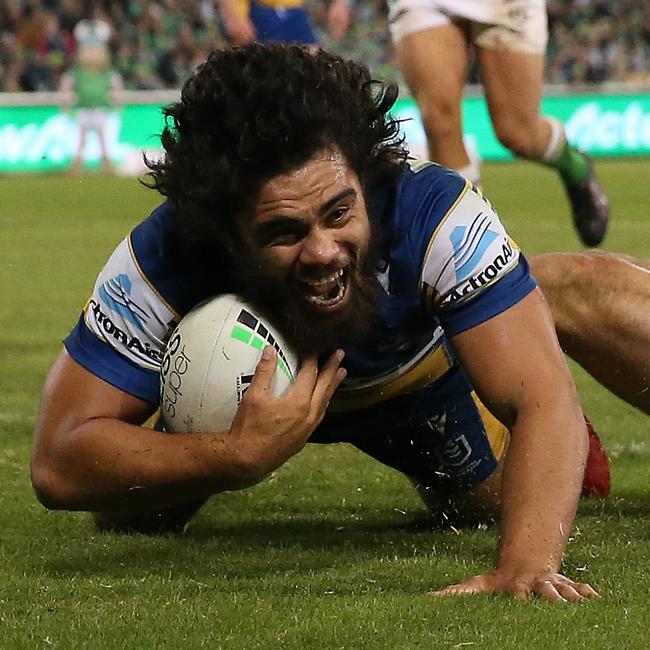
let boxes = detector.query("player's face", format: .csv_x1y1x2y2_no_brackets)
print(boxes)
246,148,371,313
238,148,380,354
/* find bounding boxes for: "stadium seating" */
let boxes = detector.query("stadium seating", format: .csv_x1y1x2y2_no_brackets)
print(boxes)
1,0,648,92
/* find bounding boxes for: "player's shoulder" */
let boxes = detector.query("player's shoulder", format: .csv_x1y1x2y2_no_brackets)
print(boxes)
129,201,175,263
392,160,469,231
396,160,467,201
128,202,207,315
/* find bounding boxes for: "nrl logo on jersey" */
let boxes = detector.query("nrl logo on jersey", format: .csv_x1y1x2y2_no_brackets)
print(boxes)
438,434,473,468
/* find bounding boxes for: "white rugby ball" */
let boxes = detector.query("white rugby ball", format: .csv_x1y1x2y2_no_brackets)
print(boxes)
160,294,299,434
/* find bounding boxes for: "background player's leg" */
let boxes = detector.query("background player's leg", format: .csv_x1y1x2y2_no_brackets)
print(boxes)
72,124,88,175
394,24,476,181
96,113,113,173
532,252,650,414
479,47,609,246
478,48,549,160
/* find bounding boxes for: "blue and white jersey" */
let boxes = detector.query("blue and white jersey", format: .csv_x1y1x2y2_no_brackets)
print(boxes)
65,203,209,403
65,161,536,408
328,160,535,413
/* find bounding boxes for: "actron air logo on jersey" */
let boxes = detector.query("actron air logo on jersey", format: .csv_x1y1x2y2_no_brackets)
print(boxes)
98,274,149,332
442,214,520,308
450,214,498,281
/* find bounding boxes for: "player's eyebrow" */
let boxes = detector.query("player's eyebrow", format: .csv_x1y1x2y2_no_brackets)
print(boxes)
318,188,357,216
252,188,358,239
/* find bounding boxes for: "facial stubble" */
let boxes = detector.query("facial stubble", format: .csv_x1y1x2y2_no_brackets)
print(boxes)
234,236,383,359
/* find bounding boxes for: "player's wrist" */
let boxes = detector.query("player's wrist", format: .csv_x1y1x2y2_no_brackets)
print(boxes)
219,432,274,488
495,551,562,578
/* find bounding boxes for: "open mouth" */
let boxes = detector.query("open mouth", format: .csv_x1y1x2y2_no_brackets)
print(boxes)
301,267,350,311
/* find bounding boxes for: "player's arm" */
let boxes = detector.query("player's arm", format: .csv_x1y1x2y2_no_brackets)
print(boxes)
437,288,598,602
327,0,352,41
32,346,344,513
215,0,256,44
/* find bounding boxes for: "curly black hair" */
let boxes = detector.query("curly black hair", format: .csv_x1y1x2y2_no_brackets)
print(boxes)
145,43,407,279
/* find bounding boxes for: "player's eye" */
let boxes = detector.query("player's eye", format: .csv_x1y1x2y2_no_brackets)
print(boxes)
328,206,350,226
256,219,308,247
265,226,309,247
269,232,300,247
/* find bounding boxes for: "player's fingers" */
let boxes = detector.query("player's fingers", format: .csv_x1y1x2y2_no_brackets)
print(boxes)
573,582,599,599
429,584,466,597
551,575,599,600
430,576,485,597
248,345,278,392
311,350,346,408
288,355,320,397
511,585,533,602
553,581,584,603
430,587,469,597
534,580,567,603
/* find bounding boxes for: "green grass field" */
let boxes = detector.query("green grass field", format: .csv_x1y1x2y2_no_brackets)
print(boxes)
2,160,650,649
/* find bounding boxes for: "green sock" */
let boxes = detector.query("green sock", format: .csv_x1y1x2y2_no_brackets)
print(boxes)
548,142,590,186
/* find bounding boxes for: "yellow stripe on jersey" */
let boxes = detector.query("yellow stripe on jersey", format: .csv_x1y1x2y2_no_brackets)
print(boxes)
143,409,160,430
471,391,509,462
253,0,305,8
83,298,108,344
469,182,493,211
329,342,453,414
422,282,437,317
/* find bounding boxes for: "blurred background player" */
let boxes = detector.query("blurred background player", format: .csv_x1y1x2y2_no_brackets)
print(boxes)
533,251,650,416
59,42,122,174
4,2,645,96
72,0,111,49
216,0,351,47
59,2,122,173
388,0,611,247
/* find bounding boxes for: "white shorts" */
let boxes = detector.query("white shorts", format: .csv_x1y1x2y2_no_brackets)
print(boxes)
76,108,109,131
389,0,548,54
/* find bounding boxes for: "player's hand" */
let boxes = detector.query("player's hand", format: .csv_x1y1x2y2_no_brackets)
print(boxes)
430,569,599,603
229,346,346,480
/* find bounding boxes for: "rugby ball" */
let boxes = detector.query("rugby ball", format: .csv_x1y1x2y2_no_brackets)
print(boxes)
160,294,299,434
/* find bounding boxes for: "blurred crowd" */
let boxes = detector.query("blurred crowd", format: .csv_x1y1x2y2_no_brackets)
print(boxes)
0,0,225,91
547,0,650,84
1,0,649,93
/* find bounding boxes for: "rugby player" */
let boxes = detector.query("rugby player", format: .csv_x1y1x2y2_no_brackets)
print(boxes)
33,44,600,603
216,0,350,47
389,0,610,246
534,251,650,415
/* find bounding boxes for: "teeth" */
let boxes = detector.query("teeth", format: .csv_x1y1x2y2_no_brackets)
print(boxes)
303,269,346,307
307,279,345,306
304,268,343,288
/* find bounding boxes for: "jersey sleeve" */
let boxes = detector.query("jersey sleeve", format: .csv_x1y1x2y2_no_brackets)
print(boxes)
418,181,537,337
64,235,179,403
